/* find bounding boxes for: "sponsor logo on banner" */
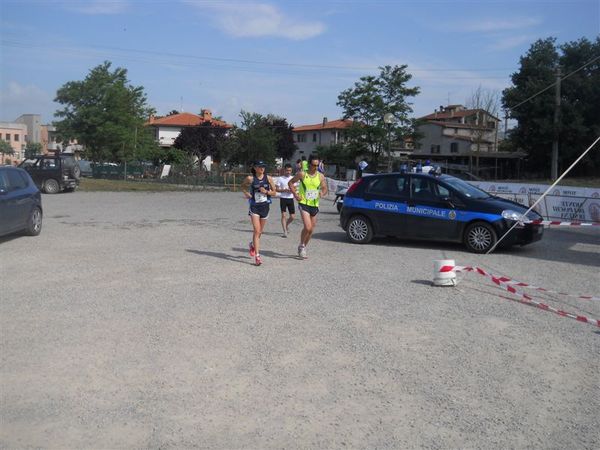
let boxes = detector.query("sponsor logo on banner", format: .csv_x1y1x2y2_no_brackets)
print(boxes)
589,202,600,222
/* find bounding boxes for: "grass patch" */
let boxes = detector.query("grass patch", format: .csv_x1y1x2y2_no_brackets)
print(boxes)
79,178,225,192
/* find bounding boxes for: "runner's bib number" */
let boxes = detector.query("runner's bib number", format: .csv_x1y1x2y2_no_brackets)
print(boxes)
255,192,268,203
305,190,319,201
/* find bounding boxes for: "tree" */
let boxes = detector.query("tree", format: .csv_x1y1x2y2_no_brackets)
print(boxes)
24,142,43,159
502,37,600,176
0,140,14,164
264,115,297,160
221,111,277,168
173,122,229,163
53,61,159,162
466,86,501,173
336,65,420,166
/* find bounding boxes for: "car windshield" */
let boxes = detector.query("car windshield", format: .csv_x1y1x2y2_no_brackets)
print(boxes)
443,177,490,199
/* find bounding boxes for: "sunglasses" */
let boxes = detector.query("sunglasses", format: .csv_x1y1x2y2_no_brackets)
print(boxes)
310,163,319,167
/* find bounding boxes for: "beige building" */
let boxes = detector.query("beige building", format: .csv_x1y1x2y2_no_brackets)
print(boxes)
0,122,27,164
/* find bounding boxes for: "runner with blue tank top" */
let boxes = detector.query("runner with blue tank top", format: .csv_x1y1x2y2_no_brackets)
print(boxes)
241,161,277,266
288,155,328,259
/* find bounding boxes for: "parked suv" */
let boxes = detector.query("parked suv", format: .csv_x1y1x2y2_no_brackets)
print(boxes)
19,153,81,194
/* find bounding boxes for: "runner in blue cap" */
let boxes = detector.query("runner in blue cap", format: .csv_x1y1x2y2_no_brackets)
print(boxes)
241,161,277,266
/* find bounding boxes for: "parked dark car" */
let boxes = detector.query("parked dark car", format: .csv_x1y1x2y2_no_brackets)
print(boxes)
340,172,544,253
19,153,80,194
78,159,93,177
0,166,43,238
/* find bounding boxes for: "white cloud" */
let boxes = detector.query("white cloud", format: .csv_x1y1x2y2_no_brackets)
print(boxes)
488,34,535,51
61,0,129,15
459,17,542,33
185,2,325,40
0,82,55,122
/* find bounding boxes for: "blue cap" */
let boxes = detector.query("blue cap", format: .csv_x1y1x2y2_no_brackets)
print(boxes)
254,160,267,167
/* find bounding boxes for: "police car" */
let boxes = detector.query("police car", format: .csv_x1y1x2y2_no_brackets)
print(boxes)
340,171,544,253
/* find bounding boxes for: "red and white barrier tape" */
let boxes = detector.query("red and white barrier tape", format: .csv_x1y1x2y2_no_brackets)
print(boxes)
454,267,599,302
530,220,600,227
439,265,600,327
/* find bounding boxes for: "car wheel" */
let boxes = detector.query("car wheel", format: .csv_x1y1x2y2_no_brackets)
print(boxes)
43,179,60,194
71,165,81,179
346,215,373,244
464,221,497,253
25,207,42,236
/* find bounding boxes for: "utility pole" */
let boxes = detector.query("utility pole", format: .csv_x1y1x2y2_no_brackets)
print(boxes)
551,66,561,181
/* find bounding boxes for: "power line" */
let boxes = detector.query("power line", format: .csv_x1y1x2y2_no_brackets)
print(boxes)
507,54,600,111
1,38,516,75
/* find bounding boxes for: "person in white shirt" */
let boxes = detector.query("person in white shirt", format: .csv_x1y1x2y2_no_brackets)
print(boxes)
275,163,296,237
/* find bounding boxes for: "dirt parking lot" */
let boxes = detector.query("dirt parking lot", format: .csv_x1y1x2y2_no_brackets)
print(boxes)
1,191,599,448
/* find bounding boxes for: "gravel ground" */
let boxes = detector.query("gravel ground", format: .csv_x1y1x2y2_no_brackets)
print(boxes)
1,191,599,449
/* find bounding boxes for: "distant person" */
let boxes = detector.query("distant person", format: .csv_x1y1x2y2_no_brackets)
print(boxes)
275,163,296,237
288,155,328,259
295,159,302,173
422,159,434,174
301,156,308,172
241,161,277,266
317,160,325,174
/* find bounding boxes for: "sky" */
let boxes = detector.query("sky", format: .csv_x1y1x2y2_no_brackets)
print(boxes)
0,0,598,127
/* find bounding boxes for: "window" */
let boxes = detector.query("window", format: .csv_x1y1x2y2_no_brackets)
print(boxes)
410,177,437,202
5,134,10,141
434,182,450,198
430,144,440,154
14,134,19,142
6,170,27,190
367,175,408,197
297,134,306,143
450,142,458,153
42,158,57,169
312,133,317,142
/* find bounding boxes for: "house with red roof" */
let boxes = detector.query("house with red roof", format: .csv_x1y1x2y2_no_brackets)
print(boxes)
291,117,353,162
146,109,232,148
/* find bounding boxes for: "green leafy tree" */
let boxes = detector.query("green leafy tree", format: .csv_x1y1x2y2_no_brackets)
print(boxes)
264,115,297,160
172,122,229,163
337,65,420,165
53,61,159,162
502,37,600,176
24,142,43,159
222,111,277,168
0,140,15,163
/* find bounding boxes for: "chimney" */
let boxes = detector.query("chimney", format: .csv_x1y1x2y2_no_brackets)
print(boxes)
201,109,212,122
322,117,328,127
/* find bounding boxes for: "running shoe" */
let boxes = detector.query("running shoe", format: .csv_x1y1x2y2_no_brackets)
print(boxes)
249,241,256,257
298,245,307,259
255,255,262,266
282,230,288,238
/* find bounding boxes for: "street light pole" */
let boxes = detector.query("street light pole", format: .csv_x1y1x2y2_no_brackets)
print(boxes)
383,113,395,173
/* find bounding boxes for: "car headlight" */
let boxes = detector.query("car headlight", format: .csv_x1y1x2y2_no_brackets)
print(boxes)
502,210,526,222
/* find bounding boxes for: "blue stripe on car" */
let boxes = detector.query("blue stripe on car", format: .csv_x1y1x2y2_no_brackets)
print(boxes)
344,197,502,223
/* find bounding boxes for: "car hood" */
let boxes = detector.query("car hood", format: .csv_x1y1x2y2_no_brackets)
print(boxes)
485,196,542,220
